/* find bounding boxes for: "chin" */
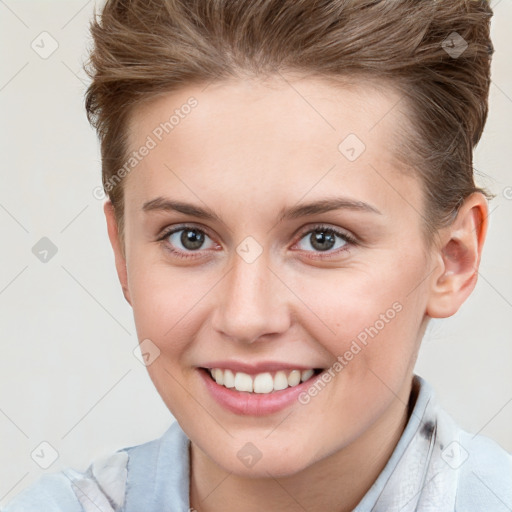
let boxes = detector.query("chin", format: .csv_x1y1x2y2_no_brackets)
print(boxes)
215,445,315,479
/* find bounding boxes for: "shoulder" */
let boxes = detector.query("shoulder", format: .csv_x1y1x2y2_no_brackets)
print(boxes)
1,471,85,512
454,428,512,512
407,376,512,512
2,451,129,512
2,423,185,512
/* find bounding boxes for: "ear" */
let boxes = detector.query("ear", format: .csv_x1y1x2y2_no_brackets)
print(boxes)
426,192,489,318
104,200,132,306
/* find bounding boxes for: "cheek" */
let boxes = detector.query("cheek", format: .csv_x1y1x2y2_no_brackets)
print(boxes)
127,257,214,352
297,256,426,376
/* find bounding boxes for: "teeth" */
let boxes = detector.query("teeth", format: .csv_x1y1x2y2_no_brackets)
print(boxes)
301,369,314,382
234,372,253,392
223,369,235,388
273,371,289,391
253,373,273,393
288,370,301,387
208,367,318,394
212,368,223,385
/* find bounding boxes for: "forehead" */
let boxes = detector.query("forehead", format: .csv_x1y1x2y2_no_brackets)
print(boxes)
127,74,406,155
123,75,416,219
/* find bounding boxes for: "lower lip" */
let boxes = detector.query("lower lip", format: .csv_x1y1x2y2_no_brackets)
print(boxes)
198,368,323,416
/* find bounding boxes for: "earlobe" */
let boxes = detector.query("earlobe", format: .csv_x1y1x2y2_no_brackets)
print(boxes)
426,193,488,319
103,200,132,306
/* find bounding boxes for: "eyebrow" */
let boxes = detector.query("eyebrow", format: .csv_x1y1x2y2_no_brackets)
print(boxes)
142,196,381,221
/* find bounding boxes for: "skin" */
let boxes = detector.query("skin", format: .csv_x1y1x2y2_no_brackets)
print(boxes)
104,75,488,511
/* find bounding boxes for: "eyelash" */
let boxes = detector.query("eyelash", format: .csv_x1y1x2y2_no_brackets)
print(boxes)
156,223,357,260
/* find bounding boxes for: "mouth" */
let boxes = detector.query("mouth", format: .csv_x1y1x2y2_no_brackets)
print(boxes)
198,366,327,416
201,367,324,394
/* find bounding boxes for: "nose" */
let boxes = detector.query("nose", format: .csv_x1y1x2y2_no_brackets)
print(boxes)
210,251,291,344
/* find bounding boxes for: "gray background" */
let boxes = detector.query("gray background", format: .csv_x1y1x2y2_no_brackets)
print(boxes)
1,0,511,504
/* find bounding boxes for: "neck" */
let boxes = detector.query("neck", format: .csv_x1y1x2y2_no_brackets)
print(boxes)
189,379,414,512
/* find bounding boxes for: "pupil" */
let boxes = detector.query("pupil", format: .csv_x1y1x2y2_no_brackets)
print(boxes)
181,229,204,250
311,231,335,251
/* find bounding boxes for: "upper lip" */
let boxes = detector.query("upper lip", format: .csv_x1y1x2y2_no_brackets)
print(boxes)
199,360,324,374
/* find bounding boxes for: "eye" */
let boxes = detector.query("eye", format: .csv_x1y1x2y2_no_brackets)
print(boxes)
157,223,356,260
157,225,218,259
294,224,356,257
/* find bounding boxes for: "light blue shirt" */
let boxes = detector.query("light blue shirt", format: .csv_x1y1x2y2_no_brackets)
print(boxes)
3,375,512,511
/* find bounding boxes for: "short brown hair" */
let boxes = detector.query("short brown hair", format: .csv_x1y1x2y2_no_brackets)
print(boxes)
84,0,494,252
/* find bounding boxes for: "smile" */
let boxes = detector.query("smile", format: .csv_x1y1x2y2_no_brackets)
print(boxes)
207,367,322,394
198,366,326,416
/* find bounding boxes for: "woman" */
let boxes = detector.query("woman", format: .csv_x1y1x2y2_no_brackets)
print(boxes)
5,0,511,510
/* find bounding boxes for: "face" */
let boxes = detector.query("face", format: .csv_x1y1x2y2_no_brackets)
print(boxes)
112,75,436,477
